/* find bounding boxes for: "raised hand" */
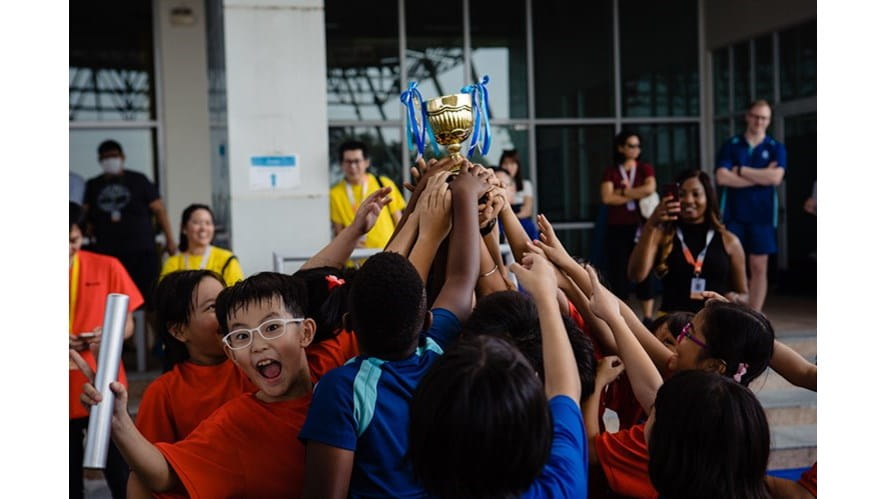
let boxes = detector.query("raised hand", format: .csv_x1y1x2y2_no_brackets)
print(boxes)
417,171,453,241
352,186,393,235
649,195,681,226
71,348,129,425
595,355,625,388
509,252,558,299
585,264,621,323
449,161,489,200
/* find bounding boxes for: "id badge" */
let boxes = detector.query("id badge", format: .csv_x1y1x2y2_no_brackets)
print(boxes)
111,210,122,222
690,277,706,300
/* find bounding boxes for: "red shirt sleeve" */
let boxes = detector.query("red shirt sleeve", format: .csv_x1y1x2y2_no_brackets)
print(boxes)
798,462,817,497
306,329,360,382
593,424,657,498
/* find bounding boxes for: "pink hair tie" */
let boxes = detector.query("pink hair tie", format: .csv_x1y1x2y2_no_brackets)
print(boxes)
733,362,748,383
325,275,345,291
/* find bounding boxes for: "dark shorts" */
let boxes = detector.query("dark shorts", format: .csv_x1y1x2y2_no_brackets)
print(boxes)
726,221,777,255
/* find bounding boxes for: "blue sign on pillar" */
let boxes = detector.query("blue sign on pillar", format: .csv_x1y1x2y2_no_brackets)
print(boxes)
249,154,299,190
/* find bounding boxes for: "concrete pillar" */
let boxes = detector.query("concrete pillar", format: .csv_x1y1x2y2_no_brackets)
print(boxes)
222,0,329,275
155,0,214,227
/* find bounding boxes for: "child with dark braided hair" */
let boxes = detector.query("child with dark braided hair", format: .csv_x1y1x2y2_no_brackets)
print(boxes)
628,169,748,314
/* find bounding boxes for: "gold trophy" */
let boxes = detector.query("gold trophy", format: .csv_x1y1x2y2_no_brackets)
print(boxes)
424,93,474,167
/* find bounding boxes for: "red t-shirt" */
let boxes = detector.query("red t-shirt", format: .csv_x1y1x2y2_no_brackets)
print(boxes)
69,250,144,419
594,423,657,498
602,163,655,226
798,462,817,496
306,329,360,380
156,392,312,498
601,375,647,430
135,360,256,444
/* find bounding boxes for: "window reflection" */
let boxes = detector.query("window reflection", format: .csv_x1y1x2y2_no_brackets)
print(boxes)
733,41,751,110
534,1,613,118
69,0,155,121
473,126,529,168
754,35,774,103
470,1,528,119
713,47,730,115
632,124,700,184
620,0,698,117
326,0,401,121
406,0,465,102
780,20,816,101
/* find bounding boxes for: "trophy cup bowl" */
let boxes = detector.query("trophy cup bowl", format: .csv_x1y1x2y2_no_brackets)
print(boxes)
425,93,474,168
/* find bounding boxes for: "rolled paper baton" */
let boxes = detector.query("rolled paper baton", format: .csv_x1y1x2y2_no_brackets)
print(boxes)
83,293,129,470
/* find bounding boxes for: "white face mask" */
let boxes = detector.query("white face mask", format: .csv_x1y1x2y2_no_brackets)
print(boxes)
100,157,124,174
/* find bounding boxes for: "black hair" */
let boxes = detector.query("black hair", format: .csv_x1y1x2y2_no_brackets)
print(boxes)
292,266,356,344
154,270,226,372
498,149,524,192
649,370,770,499
655,169,726,277
462,291,597,402
408,334,551,498
650,311,695,340
70,201,84,232
613,129,641,165
215,272,308,336
98,139,123,156
348,252,426,358
178,204,215,252
338,139,369,162
697,301,775,386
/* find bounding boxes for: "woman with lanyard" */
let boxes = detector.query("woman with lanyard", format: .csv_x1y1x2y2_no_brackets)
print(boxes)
627,169,748,314
160,204,243,286
600,130,658,325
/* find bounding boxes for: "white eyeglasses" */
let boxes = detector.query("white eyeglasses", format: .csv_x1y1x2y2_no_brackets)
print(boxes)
222,318,304,350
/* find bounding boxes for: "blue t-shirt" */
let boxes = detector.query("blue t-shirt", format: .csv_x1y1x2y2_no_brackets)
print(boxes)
716,134,787,226
522,395,589,498
299,308,462,498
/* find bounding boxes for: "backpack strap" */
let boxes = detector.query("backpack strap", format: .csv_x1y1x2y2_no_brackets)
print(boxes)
220,254,237,277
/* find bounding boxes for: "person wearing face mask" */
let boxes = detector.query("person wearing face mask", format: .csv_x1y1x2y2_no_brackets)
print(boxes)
82,139,177,309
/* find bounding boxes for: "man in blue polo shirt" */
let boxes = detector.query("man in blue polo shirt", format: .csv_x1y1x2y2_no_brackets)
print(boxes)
715,99,787,312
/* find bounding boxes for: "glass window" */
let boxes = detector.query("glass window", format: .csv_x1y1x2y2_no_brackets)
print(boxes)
533,1,614,118
779,20,816,101
536,125,614,223
69,129,158,182
783,112,816,289
406,0,465,102
470,1,528,119
326,0,401,121
328,127,403,188
754,34,774,103
714,119,732,156
553,228,595,267
631,124,700,184
69,1,155,121
733,41,751,111
619,0,698,117
712,47,730,116
472,125,529,169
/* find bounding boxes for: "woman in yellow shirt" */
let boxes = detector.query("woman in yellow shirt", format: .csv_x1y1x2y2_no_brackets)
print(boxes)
160,204,243,286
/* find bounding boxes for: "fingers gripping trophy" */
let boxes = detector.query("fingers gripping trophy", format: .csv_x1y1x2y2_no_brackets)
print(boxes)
400,75,493,171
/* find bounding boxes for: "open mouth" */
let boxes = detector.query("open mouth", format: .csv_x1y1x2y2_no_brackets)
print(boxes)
256,359,282,379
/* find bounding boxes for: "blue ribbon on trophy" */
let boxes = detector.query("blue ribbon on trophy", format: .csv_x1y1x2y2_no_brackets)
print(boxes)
400,81,440,159
401,76,493,163
460,75,492,159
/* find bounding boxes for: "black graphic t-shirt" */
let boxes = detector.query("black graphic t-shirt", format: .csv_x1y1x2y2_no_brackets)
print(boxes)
84,170,160,253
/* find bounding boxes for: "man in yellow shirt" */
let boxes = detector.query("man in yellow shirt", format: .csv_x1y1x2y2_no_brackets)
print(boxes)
329,140,406,248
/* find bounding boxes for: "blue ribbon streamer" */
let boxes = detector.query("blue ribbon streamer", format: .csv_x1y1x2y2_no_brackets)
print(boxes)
460,75,492,159
400,82,440,158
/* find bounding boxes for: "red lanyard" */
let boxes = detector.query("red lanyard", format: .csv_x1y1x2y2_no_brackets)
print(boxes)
675,227,715,275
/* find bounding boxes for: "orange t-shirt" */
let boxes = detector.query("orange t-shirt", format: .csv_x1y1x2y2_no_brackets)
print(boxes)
593,423,657,498
69,250,144,419
306,329,360,380
799,462,817,496
601,374,647,430
156,392,312,498
135,360,256,444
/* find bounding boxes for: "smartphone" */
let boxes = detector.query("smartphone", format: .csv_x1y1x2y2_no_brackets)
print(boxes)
78,332,96,339
664,182,680,199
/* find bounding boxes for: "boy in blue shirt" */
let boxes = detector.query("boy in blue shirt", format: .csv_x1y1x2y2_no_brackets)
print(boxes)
300,162,488,498
714,99,787,312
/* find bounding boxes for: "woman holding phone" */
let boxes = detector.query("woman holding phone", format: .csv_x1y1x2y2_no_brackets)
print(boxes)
627,169,748,314
600,130,657,325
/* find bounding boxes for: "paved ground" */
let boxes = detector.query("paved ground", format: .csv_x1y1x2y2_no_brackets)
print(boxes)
83,291,817,498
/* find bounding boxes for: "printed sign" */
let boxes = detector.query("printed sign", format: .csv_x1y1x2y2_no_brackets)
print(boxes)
249,155,300,190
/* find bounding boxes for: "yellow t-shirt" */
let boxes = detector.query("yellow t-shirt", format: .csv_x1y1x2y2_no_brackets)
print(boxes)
160,245,244,286
329,175,406,249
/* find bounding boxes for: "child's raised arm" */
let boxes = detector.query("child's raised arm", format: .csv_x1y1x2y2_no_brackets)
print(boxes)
585,266,663,414
510,253,581,404
70,349,182,493
408,171,452,283
302,187,392,270
431,162,485,322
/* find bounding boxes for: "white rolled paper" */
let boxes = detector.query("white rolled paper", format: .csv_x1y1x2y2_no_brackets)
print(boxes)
83,293,129,470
